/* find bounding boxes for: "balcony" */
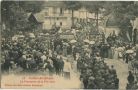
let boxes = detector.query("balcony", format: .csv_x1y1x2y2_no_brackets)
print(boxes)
45,12,71,18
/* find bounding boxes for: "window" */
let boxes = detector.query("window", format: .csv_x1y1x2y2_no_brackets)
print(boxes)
60,22,62,26
82,19,84,23
45,12,48,16
53,7,57,14
45,8,49,16
80,18,82,22
18,17,21,21
76,18,79,22
68,10,72,14
60,8,63,15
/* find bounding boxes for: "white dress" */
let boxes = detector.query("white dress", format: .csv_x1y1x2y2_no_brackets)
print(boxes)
63,61,72,73
113,48,118,60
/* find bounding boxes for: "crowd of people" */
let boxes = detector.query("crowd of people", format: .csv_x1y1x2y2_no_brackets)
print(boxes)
107,33,138,89
1,34,67,76
126,71,138,89
77,52,119,89
1,31,119,89
1,27,138,89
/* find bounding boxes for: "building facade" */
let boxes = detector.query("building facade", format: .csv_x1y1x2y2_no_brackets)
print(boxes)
43,6,72,29
39,1,103,30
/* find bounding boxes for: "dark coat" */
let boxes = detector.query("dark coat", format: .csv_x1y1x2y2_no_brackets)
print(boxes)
127,74,134,84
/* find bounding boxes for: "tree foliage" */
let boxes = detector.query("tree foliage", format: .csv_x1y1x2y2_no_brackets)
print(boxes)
83,1,105,13
19,1,45,14
82,1,138,41
103,1,138,40
1,1,44,36
83,1,105,31
63,1,82,27
64,1,82,11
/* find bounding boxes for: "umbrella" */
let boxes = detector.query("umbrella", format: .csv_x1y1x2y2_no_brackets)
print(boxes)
12,36,18,41
126,49,134,54
10,61,14,64
35,51,42,57
76,30,79,32
89,76,95,80
70,40,77,43
39,33,44,36
89,41,95,44
63,42,69,46
19,35,25,38
45,33,49,36
83,39,90,43
83,45,89,48
29,33,35,38
117,47,124,52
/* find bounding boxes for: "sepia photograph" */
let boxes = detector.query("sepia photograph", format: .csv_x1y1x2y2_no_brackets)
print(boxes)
1,0,138,89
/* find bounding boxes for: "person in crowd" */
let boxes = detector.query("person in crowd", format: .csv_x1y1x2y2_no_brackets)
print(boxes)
74,53,80,72
127,71,135,84
126,80,138,89
58,55,64,76
46,61,54,76
63,59,72,79
72,45,77,60
41,52,47,63
9,61,17,74
56,45,61,54
114,74,119,89
26,55,32,70
81,70,89,89
63,43,68,57
109,65,116,75
54,55,60,75
77,58,84,72
113,45,119,60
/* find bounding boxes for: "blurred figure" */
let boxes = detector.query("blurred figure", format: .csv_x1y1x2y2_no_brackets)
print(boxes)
63,59,71,79
127,71,134,84
109,65,116,75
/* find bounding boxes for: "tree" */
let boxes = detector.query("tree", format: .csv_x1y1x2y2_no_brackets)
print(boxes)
1,1,44,37
63,1,82,28
83,1,105,31
2,1,27,36
103,1,138,41
19,1,45,14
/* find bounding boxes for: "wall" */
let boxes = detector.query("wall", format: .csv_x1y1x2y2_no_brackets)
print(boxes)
42,7,72,30
42,6,103,30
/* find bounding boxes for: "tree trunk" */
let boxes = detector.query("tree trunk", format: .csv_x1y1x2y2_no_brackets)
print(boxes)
133,29,137,45
96,11,99,32
71,9,74,28
95,13,97,25
128,27,133,42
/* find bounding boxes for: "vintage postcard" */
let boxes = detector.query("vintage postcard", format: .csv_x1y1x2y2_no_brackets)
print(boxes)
1,0,138,89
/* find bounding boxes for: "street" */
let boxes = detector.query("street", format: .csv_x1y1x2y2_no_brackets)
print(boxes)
46,58,130,89
105,59,129,90
40,58,130,89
